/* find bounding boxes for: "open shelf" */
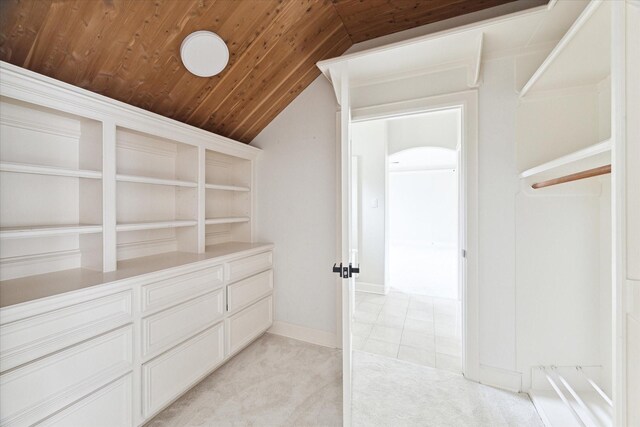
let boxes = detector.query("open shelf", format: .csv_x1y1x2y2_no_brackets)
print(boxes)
116,174,196,188
205,183,250,192
519,1,610,98
0,224,102,239
205,217,250,225
0,96,104,280
520,139,611,184
0,162,102,179
115,220,197,232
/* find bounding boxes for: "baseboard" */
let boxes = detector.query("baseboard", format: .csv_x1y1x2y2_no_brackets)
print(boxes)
478,364,522,393
268,321,337,348
355,281,386,294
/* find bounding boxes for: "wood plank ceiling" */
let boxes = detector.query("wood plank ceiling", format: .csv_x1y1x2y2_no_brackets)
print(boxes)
0,0,519,143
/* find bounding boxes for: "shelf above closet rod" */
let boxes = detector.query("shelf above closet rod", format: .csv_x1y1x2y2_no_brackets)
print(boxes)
532,164,611,189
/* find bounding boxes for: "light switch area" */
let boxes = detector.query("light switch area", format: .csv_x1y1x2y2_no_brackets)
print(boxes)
371,198,378,208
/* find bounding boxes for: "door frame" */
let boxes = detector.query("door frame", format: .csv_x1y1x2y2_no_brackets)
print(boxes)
335,89,480,381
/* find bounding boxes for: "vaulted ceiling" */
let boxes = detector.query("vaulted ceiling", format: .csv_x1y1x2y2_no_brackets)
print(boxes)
0,0,523,143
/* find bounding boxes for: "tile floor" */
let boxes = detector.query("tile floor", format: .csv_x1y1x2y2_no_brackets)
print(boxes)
353,289,462,372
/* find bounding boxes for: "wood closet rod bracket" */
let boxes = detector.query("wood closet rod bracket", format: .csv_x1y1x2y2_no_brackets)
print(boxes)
532,164,611,189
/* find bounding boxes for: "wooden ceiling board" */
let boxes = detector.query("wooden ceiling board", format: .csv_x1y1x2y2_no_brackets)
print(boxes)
331,0,519,43
1,0,531,143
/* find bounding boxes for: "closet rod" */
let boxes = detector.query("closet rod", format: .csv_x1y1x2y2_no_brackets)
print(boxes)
532,164,611,189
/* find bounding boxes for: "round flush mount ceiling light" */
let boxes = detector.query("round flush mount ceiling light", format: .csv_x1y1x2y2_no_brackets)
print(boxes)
180,31,229,77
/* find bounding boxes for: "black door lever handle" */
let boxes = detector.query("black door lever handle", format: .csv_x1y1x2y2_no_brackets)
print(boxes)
332,262,360,278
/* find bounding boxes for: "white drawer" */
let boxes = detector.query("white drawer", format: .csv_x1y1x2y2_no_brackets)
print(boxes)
142,289,224,360
141,265,224,314
0,325,132,427
227,270,273,313
0,290,132,373
226,296,272,356
227,251,272,282
39,374,132,427
142,322,224,418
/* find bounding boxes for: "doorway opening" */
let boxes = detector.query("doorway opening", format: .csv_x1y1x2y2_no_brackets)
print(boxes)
351,108,463,373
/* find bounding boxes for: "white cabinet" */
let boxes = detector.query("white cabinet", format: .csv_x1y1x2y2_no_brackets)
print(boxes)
0,289,131,372
140,264,223,314
0,62,274,427
227,250,273,282
142,322,225,418
226,296,273,356
0,245,273,426
227,270,273,313
39,374,133,427
141,288,224,360
0,325,133,427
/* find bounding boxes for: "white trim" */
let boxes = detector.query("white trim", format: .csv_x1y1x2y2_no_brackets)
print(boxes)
478,364,523,393
347,90,480,382
267,321,337,348
0,106,81,139
611,2,627,425
317,4,546,75
355,282,385,295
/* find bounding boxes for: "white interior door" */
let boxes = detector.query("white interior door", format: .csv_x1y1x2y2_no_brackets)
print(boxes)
338,71,356,427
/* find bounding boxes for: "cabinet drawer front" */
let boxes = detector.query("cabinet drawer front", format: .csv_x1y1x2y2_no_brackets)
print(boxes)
227,251,272,282
226,296,272,356
142,322,224,418
39,374,132,427
142,289,224,360
227,270,273,313
0,325,132,427
141,265,223,314
0,290,132,373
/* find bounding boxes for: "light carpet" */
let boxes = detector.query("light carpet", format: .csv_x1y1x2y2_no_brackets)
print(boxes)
147,333,542,427
146,333,342,426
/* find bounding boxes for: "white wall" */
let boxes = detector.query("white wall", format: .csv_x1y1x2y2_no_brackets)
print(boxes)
249,11,561,371
476,56,519,373
387,110,460,154
352,121,387,289
389,169,458,248
252,77,337,335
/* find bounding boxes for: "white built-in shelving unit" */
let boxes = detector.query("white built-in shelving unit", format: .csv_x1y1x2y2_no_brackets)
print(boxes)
204,150,252,247
516,1,615,426
0,61,260,283
519,0,610,99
